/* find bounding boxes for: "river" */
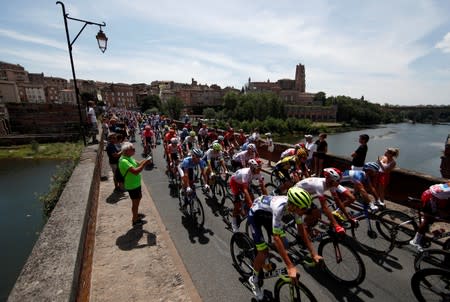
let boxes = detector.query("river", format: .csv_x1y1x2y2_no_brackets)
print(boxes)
0,159,61,301
279,123,449,178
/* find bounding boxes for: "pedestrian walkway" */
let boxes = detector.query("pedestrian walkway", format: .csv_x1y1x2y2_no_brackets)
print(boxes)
90,153,202,301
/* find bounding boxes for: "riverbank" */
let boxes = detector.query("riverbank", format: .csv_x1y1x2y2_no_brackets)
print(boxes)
0,141,83,160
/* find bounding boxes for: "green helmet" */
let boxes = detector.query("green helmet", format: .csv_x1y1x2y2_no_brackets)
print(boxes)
287,187,312,209
189,130,196,137
212,142,222,151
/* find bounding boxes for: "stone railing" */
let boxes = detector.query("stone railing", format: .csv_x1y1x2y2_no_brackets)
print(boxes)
7,141,103,302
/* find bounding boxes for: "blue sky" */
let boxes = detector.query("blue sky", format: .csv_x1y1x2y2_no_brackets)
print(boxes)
1,0,450,106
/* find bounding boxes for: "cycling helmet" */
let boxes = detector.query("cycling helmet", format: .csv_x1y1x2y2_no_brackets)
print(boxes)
218,135,224,141
323,168,342,182
363,162,380,172
169,128,175,133
191,148,203,158
170,137,178,144
189,130,196,137
212,142,222,151
247,143,256,152
287,187,312,209
248,158,262,170
182,127,188,132
296,148,308,159
145,125,151,130
248,136,255,143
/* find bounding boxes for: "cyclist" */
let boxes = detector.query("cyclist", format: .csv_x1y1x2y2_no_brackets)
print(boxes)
163,127,177,149
179,127,189,143
166,137,183,177
178,148,209,207
273,147,309,194
231,143,257,171
142,125,156,156
247,187,323,301
223,127,238,152
198,123,209,148
279,143,303,160
229,158,267,232
340,162,381,212
409,181,450,251
204,142,228,188
295,168,347,234
182,130,199,156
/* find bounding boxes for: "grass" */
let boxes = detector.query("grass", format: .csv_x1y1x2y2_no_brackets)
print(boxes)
0,141,84,160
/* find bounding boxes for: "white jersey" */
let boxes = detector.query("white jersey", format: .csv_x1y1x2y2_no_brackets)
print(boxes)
295,177,347,198
204,149,224,162
232,167,264,185
251,195,303,232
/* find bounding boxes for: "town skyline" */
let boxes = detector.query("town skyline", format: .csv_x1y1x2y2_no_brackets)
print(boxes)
2,1,450,106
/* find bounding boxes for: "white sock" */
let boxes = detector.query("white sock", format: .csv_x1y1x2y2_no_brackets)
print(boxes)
412,233,423,244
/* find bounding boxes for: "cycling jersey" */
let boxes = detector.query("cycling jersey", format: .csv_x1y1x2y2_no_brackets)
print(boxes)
232,150,254,167
280,148,296,160
166,144,182,155
229,167,264,196
341,170,369,185
178,156,207,181
295,177,347,198
249,195,303,250
422,182,450,214
204,149,224,162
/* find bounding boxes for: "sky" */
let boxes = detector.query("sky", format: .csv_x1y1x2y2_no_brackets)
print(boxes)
1,0,450,106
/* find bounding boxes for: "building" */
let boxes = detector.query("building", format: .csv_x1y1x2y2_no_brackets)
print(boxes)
247,63,336,121
0,80,20,103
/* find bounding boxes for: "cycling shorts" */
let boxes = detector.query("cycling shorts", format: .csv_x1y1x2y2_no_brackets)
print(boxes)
247,210,274,251
229,176,247,199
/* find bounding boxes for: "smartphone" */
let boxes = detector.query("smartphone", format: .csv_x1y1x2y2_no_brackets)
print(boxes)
146,155,152,161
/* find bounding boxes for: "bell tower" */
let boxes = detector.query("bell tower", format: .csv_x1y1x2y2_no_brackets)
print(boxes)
295,63,305,92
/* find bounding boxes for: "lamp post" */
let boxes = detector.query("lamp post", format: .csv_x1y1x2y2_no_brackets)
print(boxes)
56,1,108,146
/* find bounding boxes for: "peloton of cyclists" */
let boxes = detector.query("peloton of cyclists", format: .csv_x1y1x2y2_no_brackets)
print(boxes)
247,187,323,301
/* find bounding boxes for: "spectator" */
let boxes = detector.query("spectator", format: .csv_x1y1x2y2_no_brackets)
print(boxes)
376,147,400,206
314,133,328,176
86,100,98,144
351,134,369,170
106,133,123,192
118,142,152,227
304,134,316,173
263,133,274,167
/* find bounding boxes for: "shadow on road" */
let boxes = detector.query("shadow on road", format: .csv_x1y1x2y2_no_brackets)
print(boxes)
116,226,157,251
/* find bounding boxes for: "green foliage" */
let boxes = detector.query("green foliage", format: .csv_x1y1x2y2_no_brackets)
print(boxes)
162,96,184,120
140,95,161,113
203,107,216,119
39,160,77,218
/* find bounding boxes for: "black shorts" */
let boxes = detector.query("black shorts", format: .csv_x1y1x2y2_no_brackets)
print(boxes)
128,186,142,199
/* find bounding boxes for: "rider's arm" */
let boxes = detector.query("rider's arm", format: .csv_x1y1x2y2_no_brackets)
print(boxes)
272,233,295,270
242,186,253,209
296,223,321,262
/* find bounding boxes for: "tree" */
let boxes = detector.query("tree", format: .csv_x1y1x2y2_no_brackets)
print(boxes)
203,107,216,120
162,96,184,120
314,91,326,105
140,95,161,113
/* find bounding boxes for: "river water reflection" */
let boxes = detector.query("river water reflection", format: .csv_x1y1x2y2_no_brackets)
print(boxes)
0,159,61,301
277,123,449,178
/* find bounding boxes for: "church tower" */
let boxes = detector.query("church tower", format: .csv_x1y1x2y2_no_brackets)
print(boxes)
294,63,305,92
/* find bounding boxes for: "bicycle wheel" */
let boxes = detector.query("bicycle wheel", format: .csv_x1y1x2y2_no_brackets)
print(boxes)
318,237,366,286
411,268,450,302
376,210,417,245
230,232,256,278
274,275,318,302
212,179,227,206
351,214,395,255
414,249,450,272
190,197,205,228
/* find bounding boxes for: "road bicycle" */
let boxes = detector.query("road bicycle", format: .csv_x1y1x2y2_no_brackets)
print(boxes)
376,197,450,250
234,214,366,287
414,248,450,272
410,267,450,302
178,185,205,228
221,182,276,231
321,193,395,255
229,232,318,302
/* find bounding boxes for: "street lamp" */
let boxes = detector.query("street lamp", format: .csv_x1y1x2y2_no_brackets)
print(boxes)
56,1,108,145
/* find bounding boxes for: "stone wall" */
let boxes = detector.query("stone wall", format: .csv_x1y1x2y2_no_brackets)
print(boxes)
7,141,103,302
5,102,84,135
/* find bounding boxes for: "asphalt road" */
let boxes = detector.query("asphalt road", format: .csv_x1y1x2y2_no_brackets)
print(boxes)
140,143,424,302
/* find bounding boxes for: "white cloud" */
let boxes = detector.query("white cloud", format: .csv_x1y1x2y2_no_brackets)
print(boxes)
436,32,450,53
0,28,66,50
